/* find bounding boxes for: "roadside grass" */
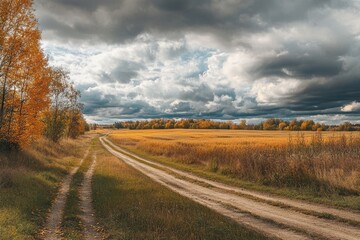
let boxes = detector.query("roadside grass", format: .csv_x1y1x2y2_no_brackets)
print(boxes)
93,138,268,240
108,130,360,210
0,135,91,239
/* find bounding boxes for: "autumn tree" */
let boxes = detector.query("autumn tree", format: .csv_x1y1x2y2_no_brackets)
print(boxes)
338,122,353,131
239,120,247,129
278,121,287,130
43,67,86,142
66,85,86,138
0,0,51,149
165,120,175,129
117,118,357,132
114,122,123,129
300,120,315,131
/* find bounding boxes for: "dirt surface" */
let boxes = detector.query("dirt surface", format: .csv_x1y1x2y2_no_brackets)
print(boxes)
42,149,89,240
79,153,102,240
101,137,360,240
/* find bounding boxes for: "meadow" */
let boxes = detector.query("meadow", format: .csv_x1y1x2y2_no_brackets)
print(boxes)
109,129,360,208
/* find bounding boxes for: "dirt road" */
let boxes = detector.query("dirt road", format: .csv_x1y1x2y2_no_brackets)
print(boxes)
100,136,360,240
79,153,102,240
43,149,89,240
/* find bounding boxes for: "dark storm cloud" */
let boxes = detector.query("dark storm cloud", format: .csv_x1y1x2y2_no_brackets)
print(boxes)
178,83,214,102
258,53,344,79
214,86,236,100
81,89,158,118
36,0,332,44
81,89,118,114
252,41,360,114
108,61,144,83
291,74,360,111
170,101,191,113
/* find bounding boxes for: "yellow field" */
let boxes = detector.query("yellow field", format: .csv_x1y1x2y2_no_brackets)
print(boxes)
109,129,360,194
109,129,359,146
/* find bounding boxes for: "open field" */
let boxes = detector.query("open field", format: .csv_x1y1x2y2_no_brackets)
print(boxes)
109,129,360,209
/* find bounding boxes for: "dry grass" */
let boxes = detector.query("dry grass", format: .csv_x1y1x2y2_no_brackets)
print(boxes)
109,129,360,195
0,135,92,239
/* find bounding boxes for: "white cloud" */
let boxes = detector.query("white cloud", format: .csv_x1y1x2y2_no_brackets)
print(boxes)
251,78,303,105
341,101,360,112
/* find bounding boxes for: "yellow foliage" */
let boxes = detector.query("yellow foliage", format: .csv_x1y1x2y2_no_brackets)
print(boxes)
0,0,51,147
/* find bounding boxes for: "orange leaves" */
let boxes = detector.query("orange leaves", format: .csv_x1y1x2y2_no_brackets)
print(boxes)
0,0,51,148
0,0,86,149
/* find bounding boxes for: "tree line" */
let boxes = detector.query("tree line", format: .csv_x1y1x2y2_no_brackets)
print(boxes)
114,118,360,131
0,0,86,150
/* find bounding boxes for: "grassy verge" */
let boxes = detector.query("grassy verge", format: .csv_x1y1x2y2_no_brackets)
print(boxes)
93,138,268,240
61,137,97,239
0,136,91,239
109,138,360,211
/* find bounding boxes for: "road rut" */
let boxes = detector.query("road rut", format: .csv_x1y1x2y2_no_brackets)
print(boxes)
42,149,89,240
79,153,102,240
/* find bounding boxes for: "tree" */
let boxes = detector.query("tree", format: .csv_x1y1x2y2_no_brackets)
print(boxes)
114,122,123,129
67,110,86,138
339,122,353,131
43,68,86,141
278,122,287,130
239,120,247,129
66,85,85,139
300,120,314,131
262,118,279,130
0,0,51,149
165,120,175,129
289,119,300,131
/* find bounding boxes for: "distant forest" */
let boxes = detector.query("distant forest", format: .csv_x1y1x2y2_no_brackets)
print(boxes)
112,118,360,131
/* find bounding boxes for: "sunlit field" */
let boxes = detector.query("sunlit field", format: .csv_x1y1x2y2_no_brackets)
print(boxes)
109,129,360,199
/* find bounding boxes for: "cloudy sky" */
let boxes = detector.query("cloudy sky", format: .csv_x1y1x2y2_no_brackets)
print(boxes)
34,0,360,123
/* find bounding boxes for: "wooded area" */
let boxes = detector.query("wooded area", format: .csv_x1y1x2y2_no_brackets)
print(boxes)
0,0,85,150
115,118,360,131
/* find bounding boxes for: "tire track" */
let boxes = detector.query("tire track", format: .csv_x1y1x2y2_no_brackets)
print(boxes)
79,153,102,240
42,149,89,240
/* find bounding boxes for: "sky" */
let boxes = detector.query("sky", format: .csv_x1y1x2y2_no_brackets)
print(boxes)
34,0,360,124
